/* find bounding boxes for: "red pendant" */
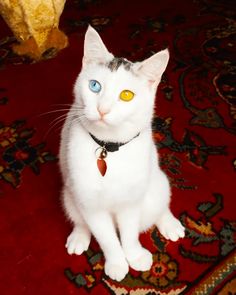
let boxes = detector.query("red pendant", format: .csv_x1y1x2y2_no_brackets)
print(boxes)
97,158,107,176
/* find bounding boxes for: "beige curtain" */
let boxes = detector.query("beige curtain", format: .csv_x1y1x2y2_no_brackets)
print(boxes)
0,0,68,59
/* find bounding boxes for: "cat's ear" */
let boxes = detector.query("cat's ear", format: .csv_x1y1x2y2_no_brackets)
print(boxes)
135,49,169,85
83,25,113,66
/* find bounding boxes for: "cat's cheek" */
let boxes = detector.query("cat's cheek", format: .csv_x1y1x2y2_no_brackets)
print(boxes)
84,108,100,122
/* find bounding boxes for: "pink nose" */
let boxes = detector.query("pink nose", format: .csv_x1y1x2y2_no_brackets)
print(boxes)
98,108,109,118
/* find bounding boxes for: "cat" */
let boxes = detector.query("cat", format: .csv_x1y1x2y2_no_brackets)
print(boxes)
59,25,185,282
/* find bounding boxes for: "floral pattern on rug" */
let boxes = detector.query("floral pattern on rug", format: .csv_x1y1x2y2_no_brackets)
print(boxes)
0,97,56,187
0,120,56,187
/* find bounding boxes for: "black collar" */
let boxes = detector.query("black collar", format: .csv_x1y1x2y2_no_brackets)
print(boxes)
89,132,140,152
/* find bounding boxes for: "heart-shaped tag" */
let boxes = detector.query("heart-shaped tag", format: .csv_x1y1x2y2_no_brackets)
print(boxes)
97,158,107,176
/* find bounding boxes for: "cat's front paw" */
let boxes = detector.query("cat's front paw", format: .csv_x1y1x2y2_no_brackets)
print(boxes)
66,227,91,255
104,259,129,281
157,213,185,242
127,248,153,272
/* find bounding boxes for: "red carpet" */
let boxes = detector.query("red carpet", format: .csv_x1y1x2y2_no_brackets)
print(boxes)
0,0,235,294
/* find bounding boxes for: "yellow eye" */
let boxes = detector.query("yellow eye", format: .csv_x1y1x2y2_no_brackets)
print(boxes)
120,90,135,102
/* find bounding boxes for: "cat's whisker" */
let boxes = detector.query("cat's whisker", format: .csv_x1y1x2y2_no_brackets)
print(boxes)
37,109,72,118
49,116,83,138
43,113,77,140
50,112,79,127
51,103,73,106
51,103,85,109
36,101,84,118
43,110,86,140
48,114,69,127
70,111,87,125
43,119,66,140
37,106,84,118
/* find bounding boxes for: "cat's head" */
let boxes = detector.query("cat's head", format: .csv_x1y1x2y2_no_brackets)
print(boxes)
74,25,169,142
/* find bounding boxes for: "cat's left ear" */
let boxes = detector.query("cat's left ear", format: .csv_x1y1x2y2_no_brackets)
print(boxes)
135,49,169,85
83,25,114,67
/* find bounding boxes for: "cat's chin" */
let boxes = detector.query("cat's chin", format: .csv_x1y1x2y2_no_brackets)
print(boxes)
91,117,118,128
96,119,109,126
90,119,109,129
86,119,112,132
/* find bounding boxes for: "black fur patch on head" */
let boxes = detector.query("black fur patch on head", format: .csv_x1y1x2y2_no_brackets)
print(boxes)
107,57,132,71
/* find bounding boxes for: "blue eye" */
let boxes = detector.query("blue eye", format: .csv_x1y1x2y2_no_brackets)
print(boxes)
89,80,101,93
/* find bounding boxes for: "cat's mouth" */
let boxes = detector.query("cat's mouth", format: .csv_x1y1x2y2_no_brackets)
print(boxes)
95,117,109,126
84,109,116,128
84,114,108,126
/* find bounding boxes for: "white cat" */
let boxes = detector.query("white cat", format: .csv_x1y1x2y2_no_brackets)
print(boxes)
59,25,185,282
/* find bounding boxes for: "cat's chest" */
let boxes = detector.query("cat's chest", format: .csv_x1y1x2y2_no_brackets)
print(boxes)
67,126,154,207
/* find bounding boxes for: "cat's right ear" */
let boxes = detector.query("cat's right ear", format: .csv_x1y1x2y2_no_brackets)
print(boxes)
134,49,169,86
83,25,113,67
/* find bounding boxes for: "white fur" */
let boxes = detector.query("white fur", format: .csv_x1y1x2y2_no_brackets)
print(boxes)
59,26,185,282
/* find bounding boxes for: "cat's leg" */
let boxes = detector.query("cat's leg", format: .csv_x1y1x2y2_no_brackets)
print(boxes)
141,170,185,242
156,208,185,242
83,210,129,281
63,186,91,255
154,172,185,241
116,207,153,272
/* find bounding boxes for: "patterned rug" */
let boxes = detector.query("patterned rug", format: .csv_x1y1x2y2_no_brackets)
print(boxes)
0,0,235,294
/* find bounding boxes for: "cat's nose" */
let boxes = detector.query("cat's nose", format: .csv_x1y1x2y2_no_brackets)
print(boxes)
97,107,109,119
